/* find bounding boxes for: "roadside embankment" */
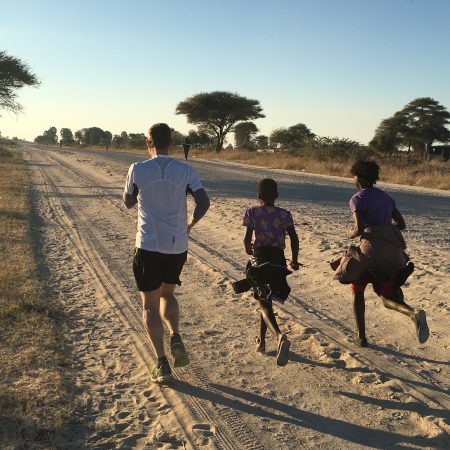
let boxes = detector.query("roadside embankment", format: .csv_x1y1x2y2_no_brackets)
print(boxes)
0,144,76,449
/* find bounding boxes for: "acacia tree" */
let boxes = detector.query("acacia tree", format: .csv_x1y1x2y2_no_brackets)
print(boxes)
0,50,40,115
176,91,264,152
402,97,450,159
371,97,450,159
233,121,258,148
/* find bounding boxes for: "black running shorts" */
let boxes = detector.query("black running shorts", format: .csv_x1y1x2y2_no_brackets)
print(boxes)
133,248,188,292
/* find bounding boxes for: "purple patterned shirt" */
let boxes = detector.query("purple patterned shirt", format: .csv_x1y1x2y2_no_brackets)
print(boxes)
243,205,294,249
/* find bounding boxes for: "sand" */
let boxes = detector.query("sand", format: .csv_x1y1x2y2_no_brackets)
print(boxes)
24,144,449,449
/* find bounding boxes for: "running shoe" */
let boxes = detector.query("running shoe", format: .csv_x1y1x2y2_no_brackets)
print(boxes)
170,333,190,368
414,310,429,344
151,357,173,384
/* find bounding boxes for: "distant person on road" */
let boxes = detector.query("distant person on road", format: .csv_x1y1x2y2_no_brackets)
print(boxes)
182,137,191,160
330,160,429,347
123,123,210,383
59,139,63,149
241,178,300,366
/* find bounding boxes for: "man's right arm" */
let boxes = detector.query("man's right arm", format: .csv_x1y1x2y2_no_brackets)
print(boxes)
123,164,138,209
123,183,138,209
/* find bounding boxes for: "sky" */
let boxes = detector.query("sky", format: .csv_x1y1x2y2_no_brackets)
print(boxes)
1,0,450,144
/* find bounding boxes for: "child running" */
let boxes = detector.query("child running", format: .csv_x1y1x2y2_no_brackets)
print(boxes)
243,178,300,366
331,160,429,347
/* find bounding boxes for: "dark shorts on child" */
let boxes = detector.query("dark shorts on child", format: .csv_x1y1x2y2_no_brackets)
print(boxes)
249,246,291,302
133,248,188,292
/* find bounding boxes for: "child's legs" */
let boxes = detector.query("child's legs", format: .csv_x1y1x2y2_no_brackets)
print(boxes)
352,283,366,339
381,296,415,319
258,299,282,342
259,313,267,341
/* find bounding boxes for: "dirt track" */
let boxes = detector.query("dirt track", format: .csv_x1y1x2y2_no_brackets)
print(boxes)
25,144,449,449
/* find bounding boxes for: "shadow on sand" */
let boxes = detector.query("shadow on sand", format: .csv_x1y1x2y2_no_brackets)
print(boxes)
171,379,445,449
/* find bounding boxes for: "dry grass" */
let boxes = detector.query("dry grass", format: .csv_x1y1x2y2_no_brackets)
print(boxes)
0,145,77,449
52,143,450,190
188,149,450,190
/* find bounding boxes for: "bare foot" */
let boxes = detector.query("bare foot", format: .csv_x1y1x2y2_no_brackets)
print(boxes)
276,334,290,366
255,337,266,353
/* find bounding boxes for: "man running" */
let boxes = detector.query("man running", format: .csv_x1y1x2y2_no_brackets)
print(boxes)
123,123,210,383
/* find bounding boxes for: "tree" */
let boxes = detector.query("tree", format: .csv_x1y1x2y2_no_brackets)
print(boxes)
0,50,40,115
74,130,83,144
74,127,109,145
369,113,406,155
60,128,74,144
171,129,185,146
313,136,371,161
86,127,105,145
34,126,58,145
371,97,450,159
255,135,269,149
270,123,315,149
234,122,258,148
128,132,146,148
401,97,450,159
103,130,112,148
116,131,130,147
176,91,264,152
188,129,213,146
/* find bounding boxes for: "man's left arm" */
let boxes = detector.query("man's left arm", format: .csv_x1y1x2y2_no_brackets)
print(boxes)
187,188,210,233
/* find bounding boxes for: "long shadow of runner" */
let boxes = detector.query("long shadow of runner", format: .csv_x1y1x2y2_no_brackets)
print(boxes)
369,343,450,367
278,350,448,402
340,392,450,422
172,380,441,448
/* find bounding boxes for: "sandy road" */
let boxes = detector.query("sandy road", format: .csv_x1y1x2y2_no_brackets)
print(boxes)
25,144,449,449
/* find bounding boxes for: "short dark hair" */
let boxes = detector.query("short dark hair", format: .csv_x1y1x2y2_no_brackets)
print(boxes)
350,160,380,185
258,178,278,202
149,123,171,149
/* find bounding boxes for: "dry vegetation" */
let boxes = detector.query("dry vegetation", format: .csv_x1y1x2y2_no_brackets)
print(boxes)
188,149,450,190
0,144,76,449
66,143,449,190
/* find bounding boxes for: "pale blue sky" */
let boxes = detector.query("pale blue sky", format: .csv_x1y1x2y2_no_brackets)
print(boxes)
1,0,449,144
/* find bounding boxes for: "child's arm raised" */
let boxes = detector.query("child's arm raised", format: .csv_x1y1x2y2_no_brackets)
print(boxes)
286,225,300,270
244,226,254,255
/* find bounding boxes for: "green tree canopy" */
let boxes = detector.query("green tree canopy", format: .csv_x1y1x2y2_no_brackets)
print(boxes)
270,123,315,149
75,127,111,146
233,121,258,148
60,128,74,144
188,129,213,145
370,97,450,158
34,126,58,145
255,135,269,149
128,132,146,148
176,91,264,152
0,50,40,115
